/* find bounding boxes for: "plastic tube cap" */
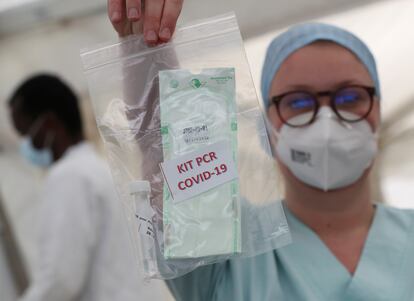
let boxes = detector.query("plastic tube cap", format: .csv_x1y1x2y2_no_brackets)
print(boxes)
128,181,151,194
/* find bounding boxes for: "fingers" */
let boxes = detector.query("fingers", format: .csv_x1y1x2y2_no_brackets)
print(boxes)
108,0,124,24
143,0,165,44
108,0,183,42
159,0,183,42
108,0,128,36
126,0,142,22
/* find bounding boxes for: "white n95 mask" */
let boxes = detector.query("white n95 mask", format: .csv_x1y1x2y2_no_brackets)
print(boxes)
275,107,378,191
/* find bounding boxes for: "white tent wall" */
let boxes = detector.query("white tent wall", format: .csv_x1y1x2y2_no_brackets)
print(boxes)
0,0,413,300
0,0,389,151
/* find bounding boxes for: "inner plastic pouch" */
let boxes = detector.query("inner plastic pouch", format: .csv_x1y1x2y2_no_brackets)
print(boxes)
160,68,241,259
81,12,291,280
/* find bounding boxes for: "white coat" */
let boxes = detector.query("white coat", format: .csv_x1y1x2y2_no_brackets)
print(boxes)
20,142,166,301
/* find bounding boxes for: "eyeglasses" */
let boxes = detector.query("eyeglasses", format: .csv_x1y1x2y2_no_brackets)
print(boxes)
270,85,376,127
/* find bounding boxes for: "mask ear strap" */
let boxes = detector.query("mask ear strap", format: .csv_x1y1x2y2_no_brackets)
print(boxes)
44,131,56,149
263,116,281,158
264,115,281,139
27,115,47,137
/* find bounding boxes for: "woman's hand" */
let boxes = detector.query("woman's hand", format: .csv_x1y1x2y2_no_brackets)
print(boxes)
108,0,183,44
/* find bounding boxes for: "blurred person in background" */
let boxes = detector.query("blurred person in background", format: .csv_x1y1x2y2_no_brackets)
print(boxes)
7,74,165,301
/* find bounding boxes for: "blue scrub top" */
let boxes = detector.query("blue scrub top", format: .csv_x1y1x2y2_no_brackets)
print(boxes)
166,203,414,300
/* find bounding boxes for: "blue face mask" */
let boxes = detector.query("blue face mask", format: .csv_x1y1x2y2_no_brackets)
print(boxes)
19,116,54,168
20,136,53,167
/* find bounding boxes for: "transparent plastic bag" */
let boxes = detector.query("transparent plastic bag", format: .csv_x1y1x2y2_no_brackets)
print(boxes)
81,12,291,279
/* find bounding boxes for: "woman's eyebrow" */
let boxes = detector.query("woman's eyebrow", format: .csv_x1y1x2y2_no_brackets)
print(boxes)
277,80,371,94
333,80,371,88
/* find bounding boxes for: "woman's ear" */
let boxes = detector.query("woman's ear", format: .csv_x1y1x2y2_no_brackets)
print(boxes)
367,99,381,132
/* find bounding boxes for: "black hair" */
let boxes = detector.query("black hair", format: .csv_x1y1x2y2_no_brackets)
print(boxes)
8,74,83,137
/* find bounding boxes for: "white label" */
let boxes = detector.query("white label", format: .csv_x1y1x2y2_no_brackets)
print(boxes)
160,140,238,203
135,202,155,240
135,214,155,239
182,124,209,144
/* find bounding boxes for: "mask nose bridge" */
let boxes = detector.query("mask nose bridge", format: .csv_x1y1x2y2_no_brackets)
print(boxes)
317,104,335,119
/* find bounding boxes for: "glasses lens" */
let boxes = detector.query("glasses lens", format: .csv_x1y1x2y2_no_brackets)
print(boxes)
279,92,316,126
334,87,372,121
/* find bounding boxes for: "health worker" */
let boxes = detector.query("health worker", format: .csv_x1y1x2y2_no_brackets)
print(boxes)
8,74,166,301
107,1,414,300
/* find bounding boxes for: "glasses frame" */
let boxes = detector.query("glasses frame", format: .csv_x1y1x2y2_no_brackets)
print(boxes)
270,85,376,127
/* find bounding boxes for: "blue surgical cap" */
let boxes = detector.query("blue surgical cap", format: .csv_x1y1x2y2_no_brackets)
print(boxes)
261,23,380,108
